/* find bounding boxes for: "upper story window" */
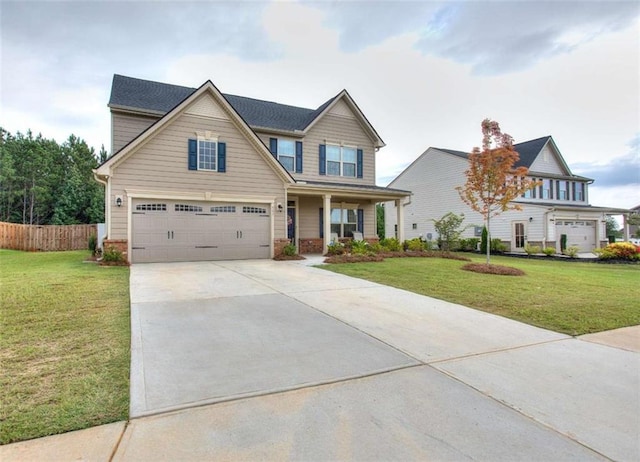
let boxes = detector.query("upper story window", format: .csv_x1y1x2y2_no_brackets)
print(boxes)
541,179,552,199
198,140,217,171
188,138,226,173
558,181,568,200
320,144,363,178
575,182,585,201
269,138,302,173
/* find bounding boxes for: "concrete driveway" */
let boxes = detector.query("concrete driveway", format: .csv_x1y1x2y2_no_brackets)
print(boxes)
4,259,637,461
122,259,639,461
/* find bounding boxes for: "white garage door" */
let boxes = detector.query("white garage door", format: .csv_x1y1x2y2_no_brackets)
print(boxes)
131,200,271,263
555,220,596,252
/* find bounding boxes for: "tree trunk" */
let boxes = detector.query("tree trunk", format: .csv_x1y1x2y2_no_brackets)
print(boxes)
486,214,491,264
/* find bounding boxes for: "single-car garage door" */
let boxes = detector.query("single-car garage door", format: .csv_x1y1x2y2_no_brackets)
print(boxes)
555,220,596,252
131,200,271,263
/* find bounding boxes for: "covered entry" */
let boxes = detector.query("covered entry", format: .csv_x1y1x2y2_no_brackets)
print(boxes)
131,199,271,263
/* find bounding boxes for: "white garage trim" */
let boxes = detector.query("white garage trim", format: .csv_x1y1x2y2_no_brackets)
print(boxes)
126,191,275,262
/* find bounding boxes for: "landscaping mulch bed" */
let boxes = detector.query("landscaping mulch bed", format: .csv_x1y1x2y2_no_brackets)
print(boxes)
461,262,526,276
324,250,472,264
273,254,306,261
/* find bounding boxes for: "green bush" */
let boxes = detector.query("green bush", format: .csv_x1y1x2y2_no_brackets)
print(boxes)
283,243,297,256
350,239,371,255
102,246,125,263
369,242,383,253
405,238,425,252
542,246,556,256
379,237,402,252
480,227,488,254
88,234,98,255
563,245,580,258
524,244,540,255
491,239,507,254
459,238,480,252
326,241,345,256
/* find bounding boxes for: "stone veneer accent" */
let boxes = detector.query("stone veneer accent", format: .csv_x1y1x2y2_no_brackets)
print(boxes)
103,239,128,262
299,238,323,254
273,238,291,256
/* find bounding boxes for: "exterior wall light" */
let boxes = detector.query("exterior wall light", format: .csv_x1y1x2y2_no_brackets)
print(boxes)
115,196,123,207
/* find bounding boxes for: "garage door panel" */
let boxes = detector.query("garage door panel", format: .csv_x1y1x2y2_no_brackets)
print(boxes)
556,220,596,252
131,199,271,263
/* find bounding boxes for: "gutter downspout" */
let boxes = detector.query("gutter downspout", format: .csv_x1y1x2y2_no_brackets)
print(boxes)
92,170,110,241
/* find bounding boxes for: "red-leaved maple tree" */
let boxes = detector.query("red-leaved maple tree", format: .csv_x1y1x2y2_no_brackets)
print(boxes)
456,119,539,263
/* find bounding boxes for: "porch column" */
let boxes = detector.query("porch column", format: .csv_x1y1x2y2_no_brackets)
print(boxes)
396,199,405,243
623,214,630,241
323,194,331,254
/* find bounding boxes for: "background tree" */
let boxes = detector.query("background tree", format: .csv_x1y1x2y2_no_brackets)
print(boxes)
456,119,539,263
376,203,385,238
0,128,104,225
605,216,622,240
432,212,467,251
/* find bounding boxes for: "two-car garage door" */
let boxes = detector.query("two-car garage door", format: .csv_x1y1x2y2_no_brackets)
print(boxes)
131,199,271,263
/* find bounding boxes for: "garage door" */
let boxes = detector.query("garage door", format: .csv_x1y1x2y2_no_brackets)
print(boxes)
131,200,271,263
555,220,596,252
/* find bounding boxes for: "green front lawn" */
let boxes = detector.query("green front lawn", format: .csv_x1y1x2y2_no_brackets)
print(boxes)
323,254,640,336
0,250,130,445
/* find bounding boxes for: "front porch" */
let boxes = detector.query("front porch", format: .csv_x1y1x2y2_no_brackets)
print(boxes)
283,181,411,255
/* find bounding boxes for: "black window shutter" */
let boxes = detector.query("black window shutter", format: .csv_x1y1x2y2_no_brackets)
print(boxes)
356,149,363,178
357,209,364,233
319,144,326,175
269,138,278,158
295,141,303,173
319,207,324,238
218,142,226,172
571,182,576,201
188,139,197,170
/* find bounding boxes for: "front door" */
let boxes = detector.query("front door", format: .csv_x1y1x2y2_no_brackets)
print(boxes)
287,205,296,243
512,221,526,251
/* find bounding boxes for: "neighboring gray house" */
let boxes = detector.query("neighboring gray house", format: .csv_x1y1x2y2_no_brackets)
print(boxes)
385,136,629,252
94,75,409,263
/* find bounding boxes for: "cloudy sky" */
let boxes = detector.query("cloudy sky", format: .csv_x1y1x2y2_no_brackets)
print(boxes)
2,0,639,209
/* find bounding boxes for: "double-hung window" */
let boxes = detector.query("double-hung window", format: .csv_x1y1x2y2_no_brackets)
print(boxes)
331,208,358,238
326,144,356,177
188,137,226,172
541,179,551,199
198,140,217,171
575,182,584,201
558,181,568,200
277,140,295,172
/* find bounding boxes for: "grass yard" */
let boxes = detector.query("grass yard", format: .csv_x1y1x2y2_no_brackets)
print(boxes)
0,250,130,445
323,254,640,336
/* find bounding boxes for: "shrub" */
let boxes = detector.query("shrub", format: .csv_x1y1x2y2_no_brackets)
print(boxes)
491,239,507,254
350,239,371,255
480,227,488,254
459,238,480,252
326,241,345,256
88,234,98,256
102,245,125,263
405,238,425,252
542,246,556,256
524,244,540,255
282,243,297,256
563,245,580,258
379,237,402,252
369,242,383,253
595,242,640,261
432,212,467,251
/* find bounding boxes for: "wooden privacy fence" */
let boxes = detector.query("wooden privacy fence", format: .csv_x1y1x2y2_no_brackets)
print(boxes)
0,222,97,251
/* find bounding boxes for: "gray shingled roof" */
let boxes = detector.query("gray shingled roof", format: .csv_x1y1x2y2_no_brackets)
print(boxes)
436,136,551,169
109,74,336,132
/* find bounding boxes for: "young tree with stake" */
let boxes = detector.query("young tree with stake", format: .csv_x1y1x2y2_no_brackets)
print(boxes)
456,119,539,264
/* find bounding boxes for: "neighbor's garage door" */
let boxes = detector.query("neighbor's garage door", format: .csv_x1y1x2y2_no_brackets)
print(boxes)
131,200,271,263
555,220,596,252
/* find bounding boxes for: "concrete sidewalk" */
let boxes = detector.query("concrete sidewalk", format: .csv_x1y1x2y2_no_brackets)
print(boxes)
2,259,638,461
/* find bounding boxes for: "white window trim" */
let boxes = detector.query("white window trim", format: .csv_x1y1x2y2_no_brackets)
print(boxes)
330,202,359,238
326,143,357,178
277,139,296,172
197,134,219,172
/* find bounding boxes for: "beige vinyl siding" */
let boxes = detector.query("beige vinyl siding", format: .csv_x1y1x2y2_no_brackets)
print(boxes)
529,144,566,175
111,112,159,153
109,111,286,240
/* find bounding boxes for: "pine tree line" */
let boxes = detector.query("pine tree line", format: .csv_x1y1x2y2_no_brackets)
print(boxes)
0,128,107,225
